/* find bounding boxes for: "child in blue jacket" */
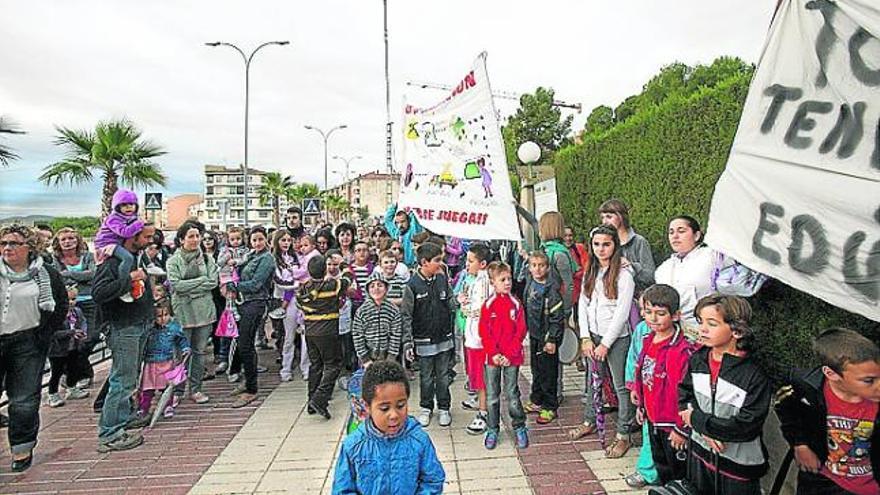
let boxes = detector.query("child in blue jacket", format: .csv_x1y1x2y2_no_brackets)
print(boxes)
137,303,190,419
333,360,445,495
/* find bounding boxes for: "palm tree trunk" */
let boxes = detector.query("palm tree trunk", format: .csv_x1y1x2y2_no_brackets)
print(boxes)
102,172,118,218
273,198,280,228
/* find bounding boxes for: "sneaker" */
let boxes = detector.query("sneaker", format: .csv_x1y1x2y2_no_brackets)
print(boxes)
256,365,269,373
191,391,210,404
232,393,258,409
466,413,487,435
624,472,649,489
484,430,498,450
229,384,247,396
97,431,144,453
227,372,240,383
309,400,331,419
337,375,350,391
125,412,151,430
163,406,175,418
523,401,542,414
145,264,166,276
215,361,228,374
48,393,65,408
280,373,292,382
515,427,530,449
536,409,556,425
77,377,93,389
461,395,479,411
438,410,452,427
66,387,90,400
417,408,432,427
268,307,286,320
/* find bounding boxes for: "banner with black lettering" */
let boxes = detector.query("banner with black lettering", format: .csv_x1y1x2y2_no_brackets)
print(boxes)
398,52,521,241
706,0,880,321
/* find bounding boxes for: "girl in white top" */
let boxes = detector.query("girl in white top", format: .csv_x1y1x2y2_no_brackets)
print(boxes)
654,216,731,333
572,225,636,458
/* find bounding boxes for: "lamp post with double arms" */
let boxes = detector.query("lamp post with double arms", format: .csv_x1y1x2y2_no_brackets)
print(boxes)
304,124,347,191
205,40,289,227
332,154,362,203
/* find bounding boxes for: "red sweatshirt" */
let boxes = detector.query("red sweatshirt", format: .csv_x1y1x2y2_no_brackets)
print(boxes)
478,293,527,366
634,327,695,435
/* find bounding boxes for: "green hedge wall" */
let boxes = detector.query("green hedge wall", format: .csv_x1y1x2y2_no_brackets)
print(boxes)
556,73,879,378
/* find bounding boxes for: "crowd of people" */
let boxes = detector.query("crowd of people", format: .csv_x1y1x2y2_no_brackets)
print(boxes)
0,190,878,495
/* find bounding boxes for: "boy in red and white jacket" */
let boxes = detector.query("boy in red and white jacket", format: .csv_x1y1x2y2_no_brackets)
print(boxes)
478,262,529,450
633,284,695,484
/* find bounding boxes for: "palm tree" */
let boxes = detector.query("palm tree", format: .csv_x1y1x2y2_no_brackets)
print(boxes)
0,116,25,166
257,171,293,227
40,119,167,217
286,182,322,214
323,194,350,223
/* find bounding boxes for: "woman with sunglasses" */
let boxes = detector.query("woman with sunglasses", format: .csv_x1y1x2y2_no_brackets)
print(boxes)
0,225,68,472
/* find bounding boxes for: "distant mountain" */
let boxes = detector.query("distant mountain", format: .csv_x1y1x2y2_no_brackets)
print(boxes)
0,215,54,225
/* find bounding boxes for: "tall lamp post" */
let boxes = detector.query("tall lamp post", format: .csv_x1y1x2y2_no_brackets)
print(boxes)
332,154,362,204
205,40,289,226
517,141,541,250
305,124,347,190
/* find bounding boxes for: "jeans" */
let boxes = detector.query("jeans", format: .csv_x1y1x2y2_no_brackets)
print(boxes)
0,329,48,455
213,336,230,362
48,355,79,394
305,334,342,409
484,364,526,432
418,349,452,411
529,337,559,411
113,244,135,279
236,301,266,394
582,333,634,435
176,324,212,395
98,320,150,443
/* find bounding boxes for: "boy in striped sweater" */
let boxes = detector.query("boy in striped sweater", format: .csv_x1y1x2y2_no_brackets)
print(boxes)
374,250,407,307
351,273,403,366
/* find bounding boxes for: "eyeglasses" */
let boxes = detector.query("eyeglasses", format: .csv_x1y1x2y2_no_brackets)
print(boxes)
0,241,25,248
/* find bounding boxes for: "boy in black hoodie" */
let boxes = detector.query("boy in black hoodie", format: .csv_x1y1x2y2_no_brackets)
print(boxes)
678,294,770,495
776,327,880,495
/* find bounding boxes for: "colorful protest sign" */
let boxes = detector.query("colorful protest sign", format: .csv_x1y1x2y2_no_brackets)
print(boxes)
398,52,521,241
706,0,880,321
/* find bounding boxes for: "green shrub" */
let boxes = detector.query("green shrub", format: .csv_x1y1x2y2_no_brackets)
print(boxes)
556,72,879,378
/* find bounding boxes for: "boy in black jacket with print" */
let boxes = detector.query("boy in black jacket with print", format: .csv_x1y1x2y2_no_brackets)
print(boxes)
775,327,880,495
678,294,770,495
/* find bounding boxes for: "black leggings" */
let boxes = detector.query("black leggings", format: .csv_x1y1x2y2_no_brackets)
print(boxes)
48,355,79,394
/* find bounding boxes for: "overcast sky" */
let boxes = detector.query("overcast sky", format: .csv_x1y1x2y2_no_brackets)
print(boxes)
0,0,776,218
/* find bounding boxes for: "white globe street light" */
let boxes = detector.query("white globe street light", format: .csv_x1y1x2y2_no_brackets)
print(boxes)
517,141,542,250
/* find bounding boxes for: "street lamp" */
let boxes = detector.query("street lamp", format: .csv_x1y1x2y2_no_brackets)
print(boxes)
205,40,290,226
517,141,541,249
332,154,362,204
305,124,347,190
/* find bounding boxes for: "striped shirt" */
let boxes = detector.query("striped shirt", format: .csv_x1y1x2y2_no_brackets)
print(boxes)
296,273,353,337
350,262,373,306
351,298,403,361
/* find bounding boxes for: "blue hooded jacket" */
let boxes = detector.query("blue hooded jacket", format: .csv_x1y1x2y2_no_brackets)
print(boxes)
384,204,424,268
333,416,445,495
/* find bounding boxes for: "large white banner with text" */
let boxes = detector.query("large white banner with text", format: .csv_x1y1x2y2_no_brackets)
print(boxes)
706,0,880,321
398,53,521,241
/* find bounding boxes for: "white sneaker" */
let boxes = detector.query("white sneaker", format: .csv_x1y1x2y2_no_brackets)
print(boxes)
215,361,228,374
466,413,487,435
268,308,286,320
461,394,479,411
417,408,432,427
145,264,166,276
48,393,65,407
280,373,292,382
66,387,90,400
76,378,92,389
227,372,240,383
120,292,134,303
438,409,452,427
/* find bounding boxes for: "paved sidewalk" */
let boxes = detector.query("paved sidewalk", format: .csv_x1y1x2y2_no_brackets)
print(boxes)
189,360,647,495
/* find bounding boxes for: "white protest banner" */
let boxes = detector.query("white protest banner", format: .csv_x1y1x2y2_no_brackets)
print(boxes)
398,52,521,241
705,0,880,322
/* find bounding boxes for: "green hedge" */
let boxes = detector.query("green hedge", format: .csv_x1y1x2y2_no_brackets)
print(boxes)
556,73,879,378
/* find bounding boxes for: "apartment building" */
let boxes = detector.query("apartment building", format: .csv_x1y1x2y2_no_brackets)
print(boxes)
201,164,284,230
325,171,400,218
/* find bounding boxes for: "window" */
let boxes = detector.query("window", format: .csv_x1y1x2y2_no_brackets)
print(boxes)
206,176,214,183
206,199,214,207
235,175,243,183
259,211,269,218
236,186,245,195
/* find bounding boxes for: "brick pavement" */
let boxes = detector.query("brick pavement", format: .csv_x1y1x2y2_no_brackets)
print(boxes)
0,347,283,495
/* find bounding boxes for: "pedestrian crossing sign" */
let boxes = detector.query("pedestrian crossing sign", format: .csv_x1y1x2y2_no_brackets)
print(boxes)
144,192,163,210
302,198,322,215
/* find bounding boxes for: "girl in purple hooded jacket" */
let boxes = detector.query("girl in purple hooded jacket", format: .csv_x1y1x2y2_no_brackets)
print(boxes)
94,189,145,301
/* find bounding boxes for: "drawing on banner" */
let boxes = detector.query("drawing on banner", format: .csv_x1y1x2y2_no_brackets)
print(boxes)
705,0,880,322
399,55,519,240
